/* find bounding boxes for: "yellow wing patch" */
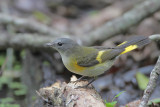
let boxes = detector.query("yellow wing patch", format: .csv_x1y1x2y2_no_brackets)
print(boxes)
120,45,138,55
96,50,105,63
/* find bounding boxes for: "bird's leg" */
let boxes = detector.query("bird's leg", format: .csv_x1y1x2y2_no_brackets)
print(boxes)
75,77,97,89
72,76,89,86
72,76,87,83
77,76,88,81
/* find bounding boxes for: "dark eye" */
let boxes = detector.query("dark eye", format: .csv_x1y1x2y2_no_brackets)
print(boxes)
57,42,63,46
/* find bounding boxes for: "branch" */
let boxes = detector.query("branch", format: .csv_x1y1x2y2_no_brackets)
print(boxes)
0,33,160,51
0,13,66,37
139,56,160,107
149,34,160,41
82,0,160,45
0,33,54,51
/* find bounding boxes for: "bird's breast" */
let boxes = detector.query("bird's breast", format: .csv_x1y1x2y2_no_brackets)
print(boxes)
62,56,86,73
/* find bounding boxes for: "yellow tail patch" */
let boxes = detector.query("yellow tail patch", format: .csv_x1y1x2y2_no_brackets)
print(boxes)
120,45,138,55
117,41,127,46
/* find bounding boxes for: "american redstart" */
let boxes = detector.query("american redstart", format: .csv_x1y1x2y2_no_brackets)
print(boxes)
46,36,150,86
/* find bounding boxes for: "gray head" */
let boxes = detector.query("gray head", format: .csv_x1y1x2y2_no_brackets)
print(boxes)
46,38,79,53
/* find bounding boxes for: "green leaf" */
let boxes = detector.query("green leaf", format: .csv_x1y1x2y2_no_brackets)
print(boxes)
112,91,125,102
0,104,20,107
105,91,125,107
114,91,125,99
43,61,50,66
9,82,27,90
9,82,27,96
14,89,27,96
0,97,14,103
13,64,22,71
148,98,160,105
0,77,11,90
136,72,149,90
11,104,20,107
0,104,5,107
105,101,117,107
32,96,37,101
20,50,26,59
9,82,22,89
0,55,6,66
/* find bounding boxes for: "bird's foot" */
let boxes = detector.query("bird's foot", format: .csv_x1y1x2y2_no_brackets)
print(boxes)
71,76,88,84
74,78,96,89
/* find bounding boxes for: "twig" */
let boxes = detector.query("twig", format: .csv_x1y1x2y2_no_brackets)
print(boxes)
0,13,66,37
82,0,160,45
0,33,55,51
74,0,145,35
66,95,79,106
139,56,160,107
36,90,49,103
149,34,160,41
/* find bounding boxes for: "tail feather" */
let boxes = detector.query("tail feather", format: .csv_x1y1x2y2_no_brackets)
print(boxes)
117,36,150,55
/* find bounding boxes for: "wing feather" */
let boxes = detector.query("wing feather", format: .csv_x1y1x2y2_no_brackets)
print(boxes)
76,47,124,67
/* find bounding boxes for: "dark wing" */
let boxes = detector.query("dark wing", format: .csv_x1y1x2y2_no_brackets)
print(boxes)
93,46,124,60
76,51,100,67
100,49,124,62
78,36,150,67
92,46,117,50
76,47,124,67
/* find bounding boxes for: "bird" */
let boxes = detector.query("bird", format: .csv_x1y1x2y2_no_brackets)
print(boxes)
46,36,150,87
